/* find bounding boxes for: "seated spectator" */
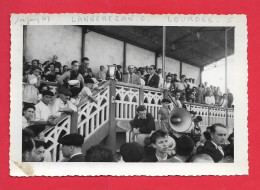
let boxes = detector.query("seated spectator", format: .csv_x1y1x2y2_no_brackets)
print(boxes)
173,135,195,162
186,92,196,103
171,73,179,84
51,87,77,117
77,78,98,103
227,89,234,108
122,65,141,85
50,55,62,70
205,91,215,106
57,60,84,89
190,154,214,163
26,125,46,141
22,129,36,162
197,83,204,104
85,145,115,162
96,65,107,81
35,90,57,126
222,143,234,163
115,65,123,81
144,65,160,88
32,59,39,67
33,139,46,162
23,66,41,105
143,66,149,76
120,142,144,162
179,96,187,109
22,104,35,129
62,65,68,73
58,133,85,162
130,105,155,146
196,131,211,148
43,63,56,82
200,123,227,163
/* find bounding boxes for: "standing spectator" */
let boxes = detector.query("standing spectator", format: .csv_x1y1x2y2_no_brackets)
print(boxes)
158,99,172,133
157,68,164,88
227,89,234,108
58,133,85,162
130,105,155,146
220,94,228,108
163,75,174,91
22,105,35,129
57,60,84,89
197,83,205,104
143,66,149,76
174,135,195,162
23,66,41,106
122,65,141,85
175,75,187,101
201,123,227,162
205,91,215,106
96,65,107,81
78,57,94,78
145,65,160,88
51,55,62,70
142,130,172,162
115,65,123,81
136,69,145,85
85,145,115,162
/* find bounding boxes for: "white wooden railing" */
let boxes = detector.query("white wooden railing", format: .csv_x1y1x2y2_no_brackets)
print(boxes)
77,82,110,140
44,114,71,162
143,90,163,121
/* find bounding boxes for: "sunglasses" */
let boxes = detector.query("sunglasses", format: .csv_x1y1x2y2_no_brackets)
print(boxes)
149,68,154,70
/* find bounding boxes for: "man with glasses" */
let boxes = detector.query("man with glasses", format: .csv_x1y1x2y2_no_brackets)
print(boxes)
145,65,160,88
122,65,141,85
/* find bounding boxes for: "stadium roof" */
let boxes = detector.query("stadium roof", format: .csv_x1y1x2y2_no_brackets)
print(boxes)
82,26,234,68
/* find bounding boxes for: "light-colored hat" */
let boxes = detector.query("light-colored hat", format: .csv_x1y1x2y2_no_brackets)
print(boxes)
68,80,79,86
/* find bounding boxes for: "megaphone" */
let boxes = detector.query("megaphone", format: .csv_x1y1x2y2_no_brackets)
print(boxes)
168,108,192,133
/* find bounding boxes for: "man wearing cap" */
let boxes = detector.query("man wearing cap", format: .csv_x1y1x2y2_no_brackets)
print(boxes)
122,65,141,85
34,90,57,126
51,87,77,117
58,133,85,162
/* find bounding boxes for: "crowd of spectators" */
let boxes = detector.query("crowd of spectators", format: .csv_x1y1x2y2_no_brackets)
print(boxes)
22,55,234,163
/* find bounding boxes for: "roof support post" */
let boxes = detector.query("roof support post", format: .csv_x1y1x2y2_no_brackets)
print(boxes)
162,26,166,79
81,27,87,60
179,61,183,79
225,28,228,127
123,42,127,74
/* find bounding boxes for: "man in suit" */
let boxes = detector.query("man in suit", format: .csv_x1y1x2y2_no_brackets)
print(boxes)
145,65,160,88
122,65,141,85
115,65,123,81
58,133,85,162
201,123,227,162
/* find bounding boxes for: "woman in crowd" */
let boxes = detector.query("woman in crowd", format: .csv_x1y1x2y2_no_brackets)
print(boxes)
136,69,145,85
205,91,215,106
23,66,41,106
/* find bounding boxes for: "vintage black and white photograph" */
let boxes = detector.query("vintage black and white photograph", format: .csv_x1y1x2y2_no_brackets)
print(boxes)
10,14,248,176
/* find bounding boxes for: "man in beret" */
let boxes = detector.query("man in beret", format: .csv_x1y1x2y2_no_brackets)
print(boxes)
58,133,85,162
34,90,57,126
51,87,77,117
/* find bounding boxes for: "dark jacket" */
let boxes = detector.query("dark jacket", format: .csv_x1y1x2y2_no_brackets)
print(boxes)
130,113,155,134
145,73,160,88
201,141,224,163
142,154,173,162
69,153,85,162
115,70,123,81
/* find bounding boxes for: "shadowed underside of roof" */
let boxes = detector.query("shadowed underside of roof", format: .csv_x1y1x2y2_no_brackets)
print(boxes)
81,26,234,68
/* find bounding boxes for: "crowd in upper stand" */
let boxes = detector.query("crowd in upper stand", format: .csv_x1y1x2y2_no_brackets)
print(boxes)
21,55,234,163
23,55,234,109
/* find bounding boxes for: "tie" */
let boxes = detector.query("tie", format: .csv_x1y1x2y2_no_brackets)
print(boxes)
217,146,224,156
130,74,133,84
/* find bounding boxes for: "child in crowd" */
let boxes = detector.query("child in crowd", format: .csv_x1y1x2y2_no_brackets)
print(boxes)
23,66,41,106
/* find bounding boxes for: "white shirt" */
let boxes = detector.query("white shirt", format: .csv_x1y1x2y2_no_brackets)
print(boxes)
78,86,92,101
156,154,168,161
211,141,224,156
50,98,77,117
35,101,52,121
22,116,30,129
140,78,145,86
205,96,215,105
158,74,164,88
